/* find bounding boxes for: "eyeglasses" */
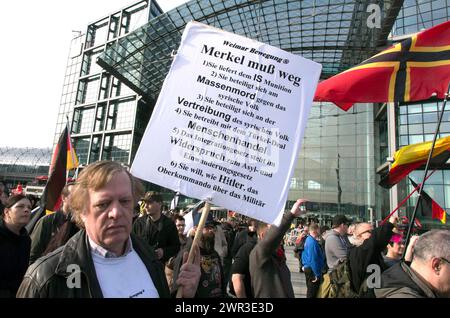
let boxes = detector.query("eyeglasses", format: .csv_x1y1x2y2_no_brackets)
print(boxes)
440,257,450,266
359,229,373,236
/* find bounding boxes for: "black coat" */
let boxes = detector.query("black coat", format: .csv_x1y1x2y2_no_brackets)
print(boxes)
374,261,438,298
132,214,180,263
249,212,295,298
29,211,79,265
348,222,394,293
16,230,170,298
0,218,31,297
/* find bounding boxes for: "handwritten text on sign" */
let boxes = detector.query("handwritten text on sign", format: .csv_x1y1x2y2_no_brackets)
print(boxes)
131,22,321,225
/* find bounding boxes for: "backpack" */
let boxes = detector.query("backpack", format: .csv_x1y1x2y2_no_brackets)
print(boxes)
316,259,360,298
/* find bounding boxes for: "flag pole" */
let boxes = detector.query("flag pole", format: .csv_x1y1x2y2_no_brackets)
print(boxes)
381,167,438,225
176,201,211,298
402,84,450,259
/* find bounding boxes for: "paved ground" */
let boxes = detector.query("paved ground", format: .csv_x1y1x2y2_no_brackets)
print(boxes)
285,245,307,298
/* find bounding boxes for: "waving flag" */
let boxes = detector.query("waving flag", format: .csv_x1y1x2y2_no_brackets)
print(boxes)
379,136,450,188
410,178,447,224
26,125,80,234
67,125,79,170
314,20,450,110
42,126,71,214
26,127,69,233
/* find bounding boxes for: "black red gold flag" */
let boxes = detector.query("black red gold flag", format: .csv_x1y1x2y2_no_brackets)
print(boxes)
41,127,69,213
409,178,446,224
379,136,450,188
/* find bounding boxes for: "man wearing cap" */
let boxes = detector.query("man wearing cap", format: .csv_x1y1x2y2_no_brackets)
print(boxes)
172,212,226,298
324,215,352,271
132,192,180,263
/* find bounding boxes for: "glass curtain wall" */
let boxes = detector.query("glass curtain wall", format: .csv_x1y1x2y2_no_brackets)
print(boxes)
54,0,162,166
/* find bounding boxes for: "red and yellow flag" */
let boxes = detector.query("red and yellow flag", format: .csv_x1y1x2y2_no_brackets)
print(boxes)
314,20,450,111
379,136,450,188
410,179,446,224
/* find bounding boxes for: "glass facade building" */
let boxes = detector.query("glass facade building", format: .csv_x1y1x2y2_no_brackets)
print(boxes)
54,0,448,226
292,102,378,220
53,0,163,167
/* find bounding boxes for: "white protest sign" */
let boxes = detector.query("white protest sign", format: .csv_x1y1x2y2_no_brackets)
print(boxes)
131,21,321,225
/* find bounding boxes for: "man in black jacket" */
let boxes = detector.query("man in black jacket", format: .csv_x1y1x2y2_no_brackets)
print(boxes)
16,161,200,298
347,216,397,295
375,230,450,298
29,183,79,264
132,191,180,263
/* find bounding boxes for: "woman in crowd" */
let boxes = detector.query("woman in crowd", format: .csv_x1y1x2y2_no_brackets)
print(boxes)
0,194,32,297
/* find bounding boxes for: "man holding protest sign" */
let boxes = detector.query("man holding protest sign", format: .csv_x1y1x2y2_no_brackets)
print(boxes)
17,161,200,298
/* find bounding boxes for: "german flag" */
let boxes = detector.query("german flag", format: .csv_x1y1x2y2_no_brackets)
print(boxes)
67,124,79,170
26,126,79,233
379,136,450,188
42,126,69,214
410,178,447,224
314,20,450,111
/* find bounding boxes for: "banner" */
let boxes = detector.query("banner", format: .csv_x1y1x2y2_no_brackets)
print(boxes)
131,22,321,225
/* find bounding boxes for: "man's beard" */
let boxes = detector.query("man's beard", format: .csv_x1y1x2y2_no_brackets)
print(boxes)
201,232,215,252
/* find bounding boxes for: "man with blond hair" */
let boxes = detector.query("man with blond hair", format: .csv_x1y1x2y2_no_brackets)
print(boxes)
17,161,200,298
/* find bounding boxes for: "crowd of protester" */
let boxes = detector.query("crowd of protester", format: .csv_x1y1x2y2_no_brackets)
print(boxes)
0,163,449,298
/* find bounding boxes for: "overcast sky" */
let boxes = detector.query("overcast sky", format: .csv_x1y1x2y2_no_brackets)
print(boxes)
0,0,188,149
